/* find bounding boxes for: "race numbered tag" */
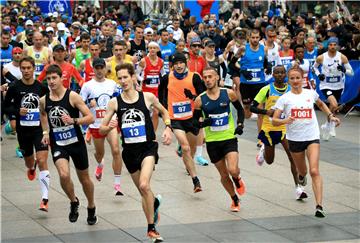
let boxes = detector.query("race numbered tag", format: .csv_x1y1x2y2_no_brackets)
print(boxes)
325,76,341,83
209,112,229,131
291,108,312,119
20,108,40,126
95,107,106,119
145,74,160,88
248,68,262,82
35,64,44,73
53,125,78,146
172,101,192,118
163,62,170,73
122,122,146,144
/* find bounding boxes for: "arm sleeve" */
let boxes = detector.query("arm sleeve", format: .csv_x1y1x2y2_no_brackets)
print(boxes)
3,85,19,116
4,72,20,83
344,62,354,76
313,61,321,76
220,61,227,79
192,73,206,95
158,74,169,109
231,99,245,124
250,100,268,115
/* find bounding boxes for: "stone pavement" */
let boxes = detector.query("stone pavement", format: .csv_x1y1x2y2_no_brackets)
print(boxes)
1,111,359,242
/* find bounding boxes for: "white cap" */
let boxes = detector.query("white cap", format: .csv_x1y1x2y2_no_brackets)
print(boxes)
57,22,66,31
88,16,94,23
144,27,154,34
148,41,160,49
112,20,117,26
53,12,59,18
25,20,33,26
46,26,54,32
48,13,53,17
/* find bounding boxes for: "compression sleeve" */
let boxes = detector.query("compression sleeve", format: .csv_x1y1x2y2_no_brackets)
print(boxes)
344,63,354,76
158,74,169,109
192,73,206,95
231,99,244,124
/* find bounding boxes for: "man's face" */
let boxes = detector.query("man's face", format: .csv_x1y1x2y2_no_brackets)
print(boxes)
53,50,66,61
113,44,126,58
203,69,218,89
90,28,97,36
328,42,337,52
173,20,180,30
250,33,260,46
190,42,201,56
81,38,90,49
295,47,304,60
135,27,144,40
33,33,43,47
117,69,135,91
90,44,100,58
94,65,106,79
46,72,62,90
123,31,130,39
161,31,169,43
273,66,286,82
72,25,80,34
266,30,277,43
173,61,186,73
12,51,23,62
1,34,11,46
148,45,158,55
306,37,315,50
20,61,34,80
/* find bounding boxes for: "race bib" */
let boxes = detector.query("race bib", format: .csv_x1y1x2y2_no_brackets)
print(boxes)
224,73,233,87
172,101,192,118
35,64,45,73
291,108,312,119
122,121,146,144
145,74,160,88
325,76,341,83
53,125,78,146
95,107,106,119
248,68,262,82
20,108,40,126
163,62,170,73
209,112,229,131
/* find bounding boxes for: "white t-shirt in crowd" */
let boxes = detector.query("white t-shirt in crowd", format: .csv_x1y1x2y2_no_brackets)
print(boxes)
274,88,320,141
80,78,117,129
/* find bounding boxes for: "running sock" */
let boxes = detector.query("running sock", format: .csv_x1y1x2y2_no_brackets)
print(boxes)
148,223,155,232
97,161,104,167
299,175,305,181
195,145,203,157
192,176,200,185
232,176,241,188
114,174,121,185
39,170,50,199
232,194,239,205
316,205,323,210
154,196,160,209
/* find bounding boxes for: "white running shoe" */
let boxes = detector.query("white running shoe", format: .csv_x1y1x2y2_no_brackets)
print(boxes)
321,123,331,141
256,144,265,166
329,121,336,137
250,113,258,120
295,186,308,200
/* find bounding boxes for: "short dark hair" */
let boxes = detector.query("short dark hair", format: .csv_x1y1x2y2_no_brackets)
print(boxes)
19,56,35,67
80,32,90,41
46,64,62,77
159,28,168,35
294,44,305,51
115,63,135,76
202,66,218,74
113,40,127,48
90,40,100,46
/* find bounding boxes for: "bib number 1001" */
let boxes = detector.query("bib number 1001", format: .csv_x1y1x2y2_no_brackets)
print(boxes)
291,109,312,119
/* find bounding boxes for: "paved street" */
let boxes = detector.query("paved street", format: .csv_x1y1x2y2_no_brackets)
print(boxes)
1,111,359,242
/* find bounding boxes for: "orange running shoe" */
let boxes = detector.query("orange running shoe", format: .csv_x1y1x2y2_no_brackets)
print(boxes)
95,164,103,181
235,177,246,196
147,230,163,242
27,168,36,181
39,199,49,212
230,200,240,212
85,129,92,145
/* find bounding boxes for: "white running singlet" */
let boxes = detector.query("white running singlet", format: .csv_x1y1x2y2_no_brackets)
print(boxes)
320,51,344,91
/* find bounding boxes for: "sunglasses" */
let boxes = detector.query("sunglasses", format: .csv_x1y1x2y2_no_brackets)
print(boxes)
191,44,202,48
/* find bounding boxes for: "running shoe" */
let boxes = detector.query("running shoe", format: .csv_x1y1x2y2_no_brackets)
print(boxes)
16,147,23,158
95,164,103,181
154,194,162,225
87,207,98,225
114,184,124,196
39,199,49,212
234,177,246,196
257,140,263,148
85,129,92,145
295,186,308,200
4,121,13,135
329,121,336,137
315,205,325,218
69,197,80,223
321,123,331,141
250,113,258,120
147,230,163,242
27,160,37,181
195,156,209,166
193,180,202,193
175,144,182,157
256,143,265,166
298,175,307,187
230,199,240,212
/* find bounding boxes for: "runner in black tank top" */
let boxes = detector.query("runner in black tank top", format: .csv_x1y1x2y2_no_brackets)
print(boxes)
99,63,172,242
40,64,97,225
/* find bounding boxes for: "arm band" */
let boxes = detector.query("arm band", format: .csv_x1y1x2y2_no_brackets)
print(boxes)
344,63,354,76
250,100,268,115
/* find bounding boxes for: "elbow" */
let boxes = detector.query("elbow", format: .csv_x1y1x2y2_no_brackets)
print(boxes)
249,105,256,113
271,119,280,126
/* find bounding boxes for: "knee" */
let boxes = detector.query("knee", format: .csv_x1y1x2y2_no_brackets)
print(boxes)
227,166,239,177
139,181,150,194
111,147,120,157
59,172,70,182
309,168,320,178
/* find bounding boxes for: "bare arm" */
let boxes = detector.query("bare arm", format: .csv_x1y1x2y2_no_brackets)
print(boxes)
316,98,341,126
272,109,294,126
99,97,118,135
69,49,76,64
63,91,94,125
39,96,50,145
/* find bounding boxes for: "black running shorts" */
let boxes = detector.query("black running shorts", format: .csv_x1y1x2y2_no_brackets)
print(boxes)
171,118,199,136
51,141,89,170
240,83,267,105
17,129,48,157
321,89,343,102
122,141,159,174
206,138,238,163
288,139,320,153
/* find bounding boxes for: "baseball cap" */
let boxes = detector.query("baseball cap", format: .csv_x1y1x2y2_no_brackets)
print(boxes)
53,12,59,18
123,28,131,33
144,27,154,35
171,52,187,64
328,37,339,44
12,47,23,55
205,40,215,47
46,26,54,33
25,29,34,36
33,16,40,22
57,22,66,31
53,44,66,52
72,21,81,28
92,57,106,68
166,25,174,34
25,20,33,26
190,36,201,46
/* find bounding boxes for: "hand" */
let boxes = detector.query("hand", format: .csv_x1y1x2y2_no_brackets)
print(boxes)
19,107,28,116
265,63,273,75
266,109,275,117
41,134,50,145
145,78,152,85
199,117,212,128
161,127,172,145
61,114,74,125
284,116,295,124
330,115,341,127
1,83,8,92
234,124,244,135
109,119,118,129
337,64,346,73
336,104,344,112
241,70,253,80
184,88,196,100
318,74,325,81
89,99,96,108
